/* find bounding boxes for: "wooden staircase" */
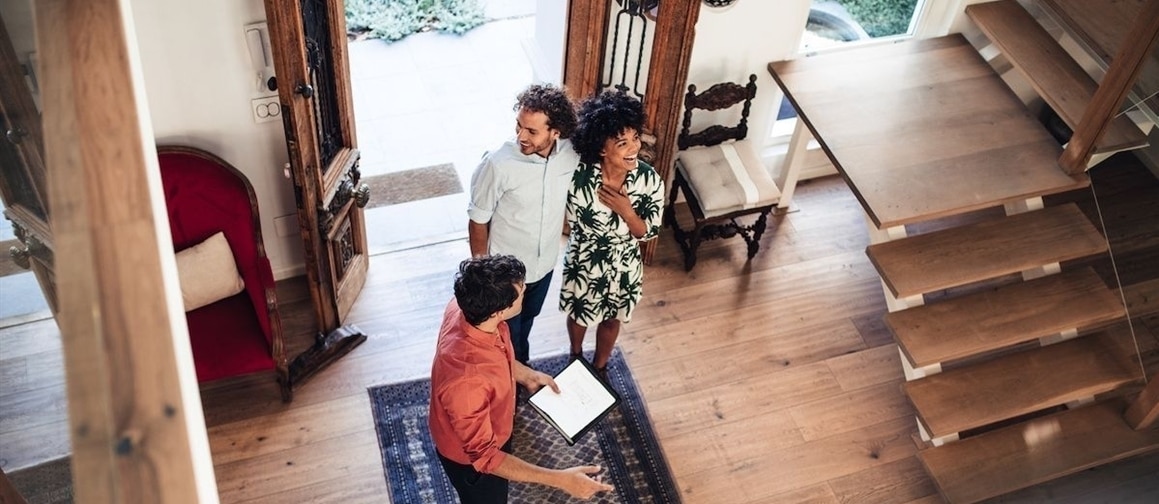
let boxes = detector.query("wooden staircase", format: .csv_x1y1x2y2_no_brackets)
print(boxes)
769,0,1159,502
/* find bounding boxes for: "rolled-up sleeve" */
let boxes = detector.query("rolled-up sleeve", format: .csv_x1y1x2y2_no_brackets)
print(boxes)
435,378,509,473
468,157,500,225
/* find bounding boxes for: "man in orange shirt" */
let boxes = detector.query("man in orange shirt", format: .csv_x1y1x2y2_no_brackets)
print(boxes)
429,255,614,503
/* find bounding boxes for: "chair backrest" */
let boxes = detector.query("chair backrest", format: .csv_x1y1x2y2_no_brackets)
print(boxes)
156,145,274,344
678,74,758,150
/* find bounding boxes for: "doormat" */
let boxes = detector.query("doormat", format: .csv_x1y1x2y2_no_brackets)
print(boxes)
5,457,73,504
361,163,463,208
369,348,681,503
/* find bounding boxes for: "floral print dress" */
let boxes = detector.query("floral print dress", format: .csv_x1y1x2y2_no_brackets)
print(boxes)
559,161,665,326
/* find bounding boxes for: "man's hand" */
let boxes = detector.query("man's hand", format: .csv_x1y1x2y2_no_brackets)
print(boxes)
558,465,615,499
514,362,559,395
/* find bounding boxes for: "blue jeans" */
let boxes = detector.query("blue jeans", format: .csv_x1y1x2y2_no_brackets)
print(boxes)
506,270,552,364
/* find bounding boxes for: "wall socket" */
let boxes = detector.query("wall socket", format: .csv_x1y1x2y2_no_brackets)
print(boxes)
251,95,281,124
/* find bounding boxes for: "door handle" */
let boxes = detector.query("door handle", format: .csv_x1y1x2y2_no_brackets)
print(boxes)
9,243,30,269
354,183,370,208
6,127,27,144
294,83,314,98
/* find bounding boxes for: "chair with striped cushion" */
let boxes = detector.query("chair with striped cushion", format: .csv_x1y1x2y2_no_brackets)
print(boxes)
666,74,781,271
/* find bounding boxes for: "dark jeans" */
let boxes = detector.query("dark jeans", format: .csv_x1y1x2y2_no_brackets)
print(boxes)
506,270,553,364
437,440,513,504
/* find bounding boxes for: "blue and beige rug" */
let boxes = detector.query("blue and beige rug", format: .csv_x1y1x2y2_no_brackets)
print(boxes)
369,348,681,503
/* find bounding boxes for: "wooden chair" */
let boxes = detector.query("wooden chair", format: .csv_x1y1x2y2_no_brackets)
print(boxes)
157,145,292,402
665,74,781,271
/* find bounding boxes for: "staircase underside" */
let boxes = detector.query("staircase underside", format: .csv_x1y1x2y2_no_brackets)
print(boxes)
769,29,1157,504
769,35,1089,230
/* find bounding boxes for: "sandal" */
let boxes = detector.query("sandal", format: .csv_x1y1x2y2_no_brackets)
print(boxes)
595,366,609,385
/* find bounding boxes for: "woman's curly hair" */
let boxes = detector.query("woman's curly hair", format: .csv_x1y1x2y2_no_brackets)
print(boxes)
515,84,577,139
572,91,646,165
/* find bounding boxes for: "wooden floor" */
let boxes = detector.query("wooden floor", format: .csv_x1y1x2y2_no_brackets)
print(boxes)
2,167,1158,503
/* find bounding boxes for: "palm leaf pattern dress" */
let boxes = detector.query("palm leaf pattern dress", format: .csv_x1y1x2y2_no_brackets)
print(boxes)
559,160,664,326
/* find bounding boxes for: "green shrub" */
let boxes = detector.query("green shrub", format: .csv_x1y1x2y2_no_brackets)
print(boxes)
833,0,920,38
346,0,485,42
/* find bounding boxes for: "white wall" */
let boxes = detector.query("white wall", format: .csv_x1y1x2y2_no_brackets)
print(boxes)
129,0,303,279
687,1,812,154
531,0,566,84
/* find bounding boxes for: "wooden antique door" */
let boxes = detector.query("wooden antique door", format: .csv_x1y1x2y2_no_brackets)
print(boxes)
0,12,55,315
264,0,369,380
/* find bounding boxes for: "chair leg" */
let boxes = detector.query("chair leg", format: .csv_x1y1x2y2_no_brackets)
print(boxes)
685,223,706,271
746,208,772,259
278,368,293,402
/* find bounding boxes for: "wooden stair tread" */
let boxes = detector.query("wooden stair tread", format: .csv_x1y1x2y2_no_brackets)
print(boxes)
768,34,1089,230
966,0,1147,154
904,334,1141,439
887,268,1126,368
866,203,1106,299
919,398,1159,503
1039,0,1159,114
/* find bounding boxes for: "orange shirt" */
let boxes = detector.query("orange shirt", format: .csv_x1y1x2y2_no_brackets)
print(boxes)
428,299,516,474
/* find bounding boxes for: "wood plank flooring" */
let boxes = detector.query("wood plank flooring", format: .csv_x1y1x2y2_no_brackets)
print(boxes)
2,168,1158,503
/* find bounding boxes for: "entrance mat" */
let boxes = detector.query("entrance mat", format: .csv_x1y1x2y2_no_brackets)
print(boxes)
362,163,463,208
5,457,72,504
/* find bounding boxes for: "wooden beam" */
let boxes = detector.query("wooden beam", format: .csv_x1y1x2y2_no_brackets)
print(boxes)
1126,374,1159,430
562,0,611,101
1058,0,1159,174
641,0,700,265
36,0,217,502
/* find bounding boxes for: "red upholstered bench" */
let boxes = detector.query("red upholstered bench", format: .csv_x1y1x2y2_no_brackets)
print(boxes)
158,145,291,402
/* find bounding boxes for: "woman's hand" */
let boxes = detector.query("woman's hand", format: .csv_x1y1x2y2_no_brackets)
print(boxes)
598,184,647,238
598,184,634,218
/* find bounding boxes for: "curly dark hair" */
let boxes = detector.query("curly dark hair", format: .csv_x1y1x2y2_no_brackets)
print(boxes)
515,84,577,139
454,255,526,326
572,90,646,164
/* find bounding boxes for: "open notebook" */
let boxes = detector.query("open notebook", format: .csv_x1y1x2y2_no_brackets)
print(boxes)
528,358,621,445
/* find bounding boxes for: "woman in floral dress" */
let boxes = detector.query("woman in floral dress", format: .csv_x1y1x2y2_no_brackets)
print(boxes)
560,91,664,380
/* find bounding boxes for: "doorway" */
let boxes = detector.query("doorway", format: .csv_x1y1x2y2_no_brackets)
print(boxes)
346,0,563,254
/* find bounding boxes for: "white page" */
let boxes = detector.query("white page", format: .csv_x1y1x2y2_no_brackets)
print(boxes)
529,360,617,439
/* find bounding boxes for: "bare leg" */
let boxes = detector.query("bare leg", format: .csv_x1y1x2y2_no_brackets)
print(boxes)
592,319,621,370
567,317,587,356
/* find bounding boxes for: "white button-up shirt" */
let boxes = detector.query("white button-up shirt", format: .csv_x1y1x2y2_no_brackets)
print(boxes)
468,139,579,283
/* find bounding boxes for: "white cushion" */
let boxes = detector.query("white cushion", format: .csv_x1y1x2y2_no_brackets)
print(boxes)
676,139,781,218
176,231,245,312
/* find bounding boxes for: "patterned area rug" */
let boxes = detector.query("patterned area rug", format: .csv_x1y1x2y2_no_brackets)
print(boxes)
369,348,680,503
361,163,463,208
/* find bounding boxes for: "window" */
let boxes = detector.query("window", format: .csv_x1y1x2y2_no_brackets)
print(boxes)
772,0,929,140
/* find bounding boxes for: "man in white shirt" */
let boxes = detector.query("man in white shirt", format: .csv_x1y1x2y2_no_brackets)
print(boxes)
468,84,579,364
